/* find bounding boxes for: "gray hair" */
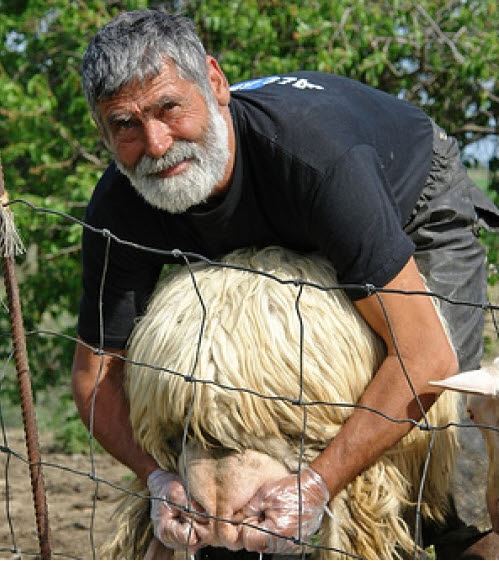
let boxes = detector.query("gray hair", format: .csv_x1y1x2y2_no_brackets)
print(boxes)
82,10,210,121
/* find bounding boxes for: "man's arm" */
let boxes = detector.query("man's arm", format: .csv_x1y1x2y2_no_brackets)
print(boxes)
71,340,159,484
239,256,460,553
72,340,212,551
309,256,459,495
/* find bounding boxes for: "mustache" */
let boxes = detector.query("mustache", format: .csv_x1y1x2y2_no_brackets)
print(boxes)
133,141,202,178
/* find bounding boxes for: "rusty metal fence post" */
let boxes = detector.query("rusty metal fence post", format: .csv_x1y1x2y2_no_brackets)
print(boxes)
0,159,52,559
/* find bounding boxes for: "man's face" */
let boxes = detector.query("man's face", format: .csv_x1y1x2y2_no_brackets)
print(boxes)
97,60,230,213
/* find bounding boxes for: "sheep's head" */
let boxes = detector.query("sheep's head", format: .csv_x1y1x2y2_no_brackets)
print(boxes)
430,358,499,532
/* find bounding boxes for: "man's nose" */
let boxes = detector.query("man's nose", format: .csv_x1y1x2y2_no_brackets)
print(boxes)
143,119,173,159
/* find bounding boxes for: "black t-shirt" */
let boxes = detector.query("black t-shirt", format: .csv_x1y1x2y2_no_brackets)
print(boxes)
78,71,433,348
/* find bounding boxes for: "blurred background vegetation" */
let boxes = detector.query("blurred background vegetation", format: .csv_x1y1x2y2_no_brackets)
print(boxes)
0,0,497,449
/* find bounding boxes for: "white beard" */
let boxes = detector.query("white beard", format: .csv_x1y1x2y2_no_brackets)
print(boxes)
115,102,229,213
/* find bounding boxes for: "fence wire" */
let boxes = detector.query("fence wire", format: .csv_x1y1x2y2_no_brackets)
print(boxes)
1,199,498,560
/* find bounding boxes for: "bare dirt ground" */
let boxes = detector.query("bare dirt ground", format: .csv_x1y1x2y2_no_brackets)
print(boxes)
0,429,129,560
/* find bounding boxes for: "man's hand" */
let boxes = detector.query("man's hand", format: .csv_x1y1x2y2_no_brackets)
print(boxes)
147,469,209,553
238,468,329,554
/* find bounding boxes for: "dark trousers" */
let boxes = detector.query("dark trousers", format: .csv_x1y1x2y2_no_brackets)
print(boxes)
405,121,498,372
405,121,499,556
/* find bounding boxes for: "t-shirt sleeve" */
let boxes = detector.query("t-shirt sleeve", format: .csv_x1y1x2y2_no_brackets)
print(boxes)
308,144,415,298
77,225,162,348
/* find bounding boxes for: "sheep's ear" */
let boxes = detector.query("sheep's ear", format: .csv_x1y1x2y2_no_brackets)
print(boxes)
429,358,499,397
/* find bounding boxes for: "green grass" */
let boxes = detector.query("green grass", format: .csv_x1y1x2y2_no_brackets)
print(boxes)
467,166,490,191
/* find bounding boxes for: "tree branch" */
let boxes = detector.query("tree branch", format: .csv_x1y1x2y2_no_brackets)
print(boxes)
45,244,81,261
415,5,465,64
452,124,498,135
55,123,105,167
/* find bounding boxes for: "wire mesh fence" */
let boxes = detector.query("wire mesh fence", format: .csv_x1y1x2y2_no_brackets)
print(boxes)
1,198,498,560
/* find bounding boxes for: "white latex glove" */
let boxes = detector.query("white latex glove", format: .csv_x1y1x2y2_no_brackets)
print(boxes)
147,469,208,553
240,467,330,554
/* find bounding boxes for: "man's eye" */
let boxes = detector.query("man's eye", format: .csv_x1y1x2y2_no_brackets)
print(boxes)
163,101,178,111
116,119,137,130
159,102,179,117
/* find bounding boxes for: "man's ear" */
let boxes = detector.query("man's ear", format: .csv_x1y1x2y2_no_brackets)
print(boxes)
206,56,230,106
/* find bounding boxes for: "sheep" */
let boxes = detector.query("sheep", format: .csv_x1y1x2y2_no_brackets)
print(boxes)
103,246,459,559
430,357,499,534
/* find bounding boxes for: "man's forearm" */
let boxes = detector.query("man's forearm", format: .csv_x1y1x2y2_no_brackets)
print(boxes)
72,343,159,484
309,353,452,497
76,373,159,484
310,257,459,498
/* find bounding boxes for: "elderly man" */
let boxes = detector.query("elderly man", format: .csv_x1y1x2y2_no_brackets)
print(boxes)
73,8,498,558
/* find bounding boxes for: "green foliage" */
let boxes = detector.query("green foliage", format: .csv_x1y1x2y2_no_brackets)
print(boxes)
53,410,105,454
189,0,498,144
0,1,115,401
42,389,105,454
0,0,497,404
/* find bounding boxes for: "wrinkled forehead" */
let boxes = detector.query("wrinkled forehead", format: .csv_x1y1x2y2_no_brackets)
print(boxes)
102,58,174,101
97,60,202,121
